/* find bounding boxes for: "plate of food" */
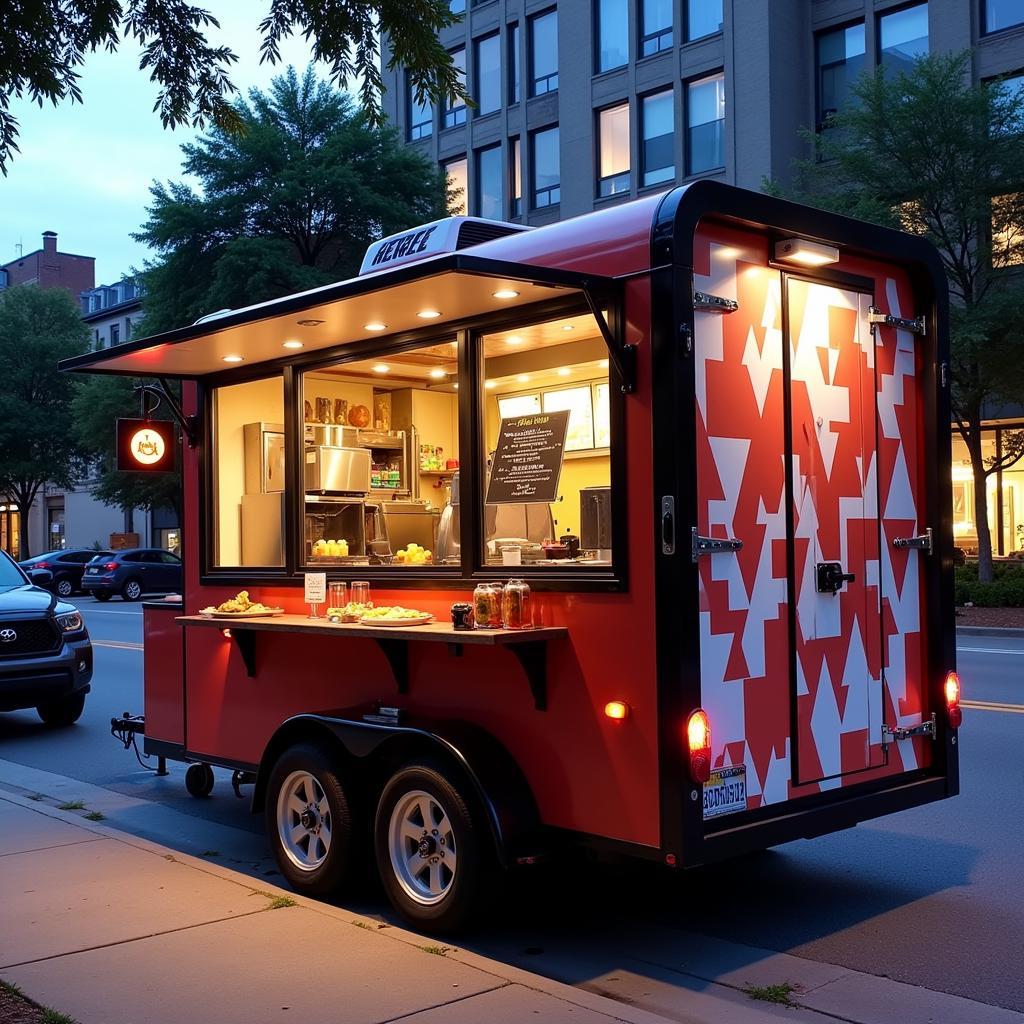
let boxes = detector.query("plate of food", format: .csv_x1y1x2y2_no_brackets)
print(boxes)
199,591,284,617
359,606,435,627
326,602,372,623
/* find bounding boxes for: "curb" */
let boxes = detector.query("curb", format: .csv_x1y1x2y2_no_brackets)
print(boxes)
956,625,1024,638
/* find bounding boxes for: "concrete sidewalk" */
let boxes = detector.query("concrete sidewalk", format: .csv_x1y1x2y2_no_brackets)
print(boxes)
1,786,1022,1024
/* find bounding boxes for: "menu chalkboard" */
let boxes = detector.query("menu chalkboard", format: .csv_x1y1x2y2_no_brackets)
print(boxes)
485,410,570,505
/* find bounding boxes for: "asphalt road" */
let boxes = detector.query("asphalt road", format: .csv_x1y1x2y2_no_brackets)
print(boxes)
1,599,1022,1014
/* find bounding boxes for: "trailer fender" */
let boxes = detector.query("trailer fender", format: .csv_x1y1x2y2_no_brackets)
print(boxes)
252,712,541,868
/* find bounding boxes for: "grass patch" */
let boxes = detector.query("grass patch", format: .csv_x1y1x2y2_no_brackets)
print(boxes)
41,1011,78,1024
420,945,450,956
744,982,797,1007
57,800,85,811
267,895,296,910
1,981,24,996
83,811,105,822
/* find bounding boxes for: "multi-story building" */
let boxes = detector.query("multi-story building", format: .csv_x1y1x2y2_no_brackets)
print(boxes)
0,231,95,298
81,279,143,350
382,0,1024,557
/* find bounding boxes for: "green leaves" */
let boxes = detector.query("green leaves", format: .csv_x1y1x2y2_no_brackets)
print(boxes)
0,0,466,174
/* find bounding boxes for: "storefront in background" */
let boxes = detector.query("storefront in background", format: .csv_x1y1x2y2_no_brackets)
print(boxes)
951,419,1024,557
0,505,19,556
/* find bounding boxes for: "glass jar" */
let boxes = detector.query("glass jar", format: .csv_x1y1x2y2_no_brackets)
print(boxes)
502,579,532,630
473,583,502,628
328,581,347,610
350,581,371,608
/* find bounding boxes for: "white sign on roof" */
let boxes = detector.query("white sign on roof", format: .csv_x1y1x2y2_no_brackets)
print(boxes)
359,218,466,275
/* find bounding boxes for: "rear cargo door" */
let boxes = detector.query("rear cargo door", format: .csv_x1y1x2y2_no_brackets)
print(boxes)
784,277,885,785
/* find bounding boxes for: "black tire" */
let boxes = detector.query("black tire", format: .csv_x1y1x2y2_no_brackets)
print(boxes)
185,762,215,798
374,762,493,933
37,692,86,727
265,743,359,899
93,592,112,602
54,576,75,598
121,578,143,601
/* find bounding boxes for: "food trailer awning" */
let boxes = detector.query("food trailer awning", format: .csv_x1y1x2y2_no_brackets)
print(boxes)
60,253,628,385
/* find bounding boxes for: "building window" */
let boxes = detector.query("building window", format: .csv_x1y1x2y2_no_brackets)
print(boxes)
444,48,467,128
992,194,1024,268
879,3,928,73
109,322,120,345
475,33,501,115
597,0,629,73
816,22,866,129
598,104,631,197
407,75,433,140
640,0,673,56
450,0,465,13
509,23,521,103
476,145,503,219
444,156,468,216
481,311,616,569
510,136,522,217
983,0,1024,34
686,0,722,41
686,72,725,175
641,89,674,186
531,125,560,208
125,316,133,340
530,9,558,96
212,376,286,568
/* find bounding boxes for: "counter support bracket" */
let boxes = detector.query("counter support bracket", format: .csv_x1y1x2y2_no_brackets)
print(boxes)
376,639,409,694
508,642,548,711
233,630,257,678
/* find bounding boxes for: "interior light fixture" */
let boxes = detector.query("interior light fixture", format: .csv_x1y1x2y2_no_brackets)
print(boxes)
297,318,325,326
364,322,387,332
429,368,447,379
599,359,609,369
484,380,496,389
372,363,390,374
557,367,571,377
222,355,243,363
517,374,530,383
774,237,839,267
506,335,524,345
493,289,520,299
562,324,575,331
282,340,303,349
418,309,442,319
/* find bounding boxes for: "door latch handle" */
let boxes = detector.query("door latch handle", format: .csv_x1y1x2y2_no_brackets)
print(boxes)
661,496,675,555
816,562,855,594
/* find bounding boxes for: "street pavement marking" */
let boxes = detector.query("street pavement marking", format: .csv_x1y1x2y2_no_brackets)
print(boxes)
956,646,1024,655
92,640,144,651
961,699,1024,715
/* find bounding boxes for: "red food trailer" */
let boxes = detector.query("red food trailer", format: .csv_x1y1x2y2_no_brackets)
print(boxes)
67,181,960,932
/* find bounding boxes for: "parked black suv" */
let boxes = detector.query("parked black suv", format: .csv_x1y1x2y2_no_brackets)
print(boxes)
81,548,182,601
20,549,113,599
0,551,92,726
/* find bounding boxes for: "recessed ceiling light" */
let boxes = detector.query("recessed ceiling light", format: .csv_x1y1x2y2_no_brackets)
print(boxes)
418,309,442,319
506,335,523,345
599,358,609,369
372,363,390,374
364,322,387,332
222,355,243,363
562,324,574,331
297,318,325,326
517,374,530,383
453,382,459,389
282,340,303,349
557,367,571,376
493,289,519,299
429,368,447,379
484,380,496,389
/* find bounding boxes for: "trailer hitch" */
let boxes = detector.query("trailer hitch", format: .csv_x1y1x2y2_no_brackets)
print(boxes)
110,712,168,776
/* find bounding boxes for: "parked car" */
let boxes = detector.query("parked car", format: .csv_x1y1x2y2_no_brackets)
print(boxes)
19,549,113,599
81,548,182,602
0,550,92,726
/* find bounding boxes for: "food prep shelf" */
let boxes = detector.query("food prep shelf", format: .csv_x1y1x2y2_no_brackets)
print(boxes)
177,614,567,710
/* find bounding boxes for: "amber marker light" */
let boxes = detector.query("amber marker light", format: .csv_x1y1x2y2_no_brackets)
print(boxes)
222,628,232,638
945,670,963,728
686,709,712,784
604,700,629,721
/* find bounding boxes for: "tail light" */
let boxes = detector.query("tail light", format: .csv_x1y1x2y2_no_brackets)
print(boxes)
103,562,119,571
35,561,51,569
686,709,712,784
944,671,963,729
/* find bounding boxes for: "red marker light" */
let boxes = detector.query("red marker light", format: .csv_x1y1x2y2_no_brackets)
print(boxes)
686,709,712,784
945,671,962,729
104,562,119,571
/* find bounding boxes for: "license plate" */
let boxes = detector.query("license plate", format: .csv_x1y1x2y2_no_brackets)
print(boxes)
87,568,99,574
702,765,747,820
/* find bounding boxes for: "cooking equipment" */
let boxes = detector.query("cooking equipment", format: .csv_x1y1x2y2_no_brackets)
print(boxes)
243,422,285,494
305,446,371,494
580,486,612,561
381,500,436,552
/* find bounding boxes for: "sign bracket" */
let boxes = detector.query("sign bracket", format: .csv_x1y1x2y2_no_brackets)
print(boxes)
135,379,199,448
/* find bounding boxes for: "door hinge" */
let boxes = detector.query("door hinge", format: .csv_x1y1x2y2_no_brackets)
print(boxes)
882,713,936,748
892,527,933,554
693,290,739,313
868,306,926,335
679,322,693,355
691,527,743,562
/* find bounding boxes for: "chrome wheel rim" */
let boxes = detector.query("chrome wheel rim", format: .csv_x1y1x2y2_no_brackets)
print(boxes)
388,789,457,906
125,581,141,599
276,770,332,872
57,580,73,597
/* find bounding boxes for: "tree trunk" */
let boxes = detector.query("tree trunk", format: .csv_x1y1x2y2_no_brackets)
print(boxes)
966,428,995,582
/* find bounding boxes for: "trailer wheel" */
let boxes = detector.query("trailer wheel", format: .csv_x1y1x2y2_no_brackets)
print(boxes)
185,762,215,798
266,744,357,899
374,763,491,933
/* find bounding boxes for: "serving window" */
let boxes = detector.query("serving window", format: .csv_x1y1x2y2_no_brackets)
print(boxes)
300,340,461,569
479,311,615,570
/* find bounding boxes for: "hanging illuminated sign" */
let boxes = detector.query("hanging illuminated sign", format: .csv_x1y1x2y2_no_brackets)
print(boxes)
116,419,176,473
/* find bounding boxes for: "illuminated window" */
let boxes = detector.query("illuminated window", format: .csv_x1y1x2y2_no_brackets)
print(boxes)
598,104,631,197
510,136,522,217
992,193,1024,268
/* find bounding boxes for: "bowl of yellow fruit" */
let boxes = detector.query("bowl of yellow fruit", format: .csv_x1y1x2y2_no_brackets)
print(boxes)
359,605,434,627
395,543,432,565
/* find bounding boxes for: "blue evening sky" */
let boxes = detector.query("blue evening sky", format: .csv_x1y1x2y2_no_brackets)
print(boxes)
1,4,341,283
